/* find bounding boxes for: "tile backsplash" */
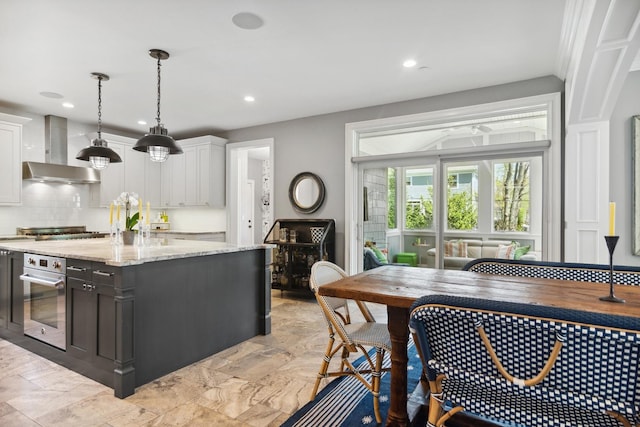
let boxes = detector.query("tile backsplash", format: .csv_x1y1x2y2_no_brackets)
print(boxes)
0,182,227,235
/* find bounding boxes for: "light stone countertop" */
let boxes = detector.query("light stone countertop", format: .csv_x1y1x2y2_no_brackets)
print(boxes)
0,235,36,241
0,237,269,267
149,230,225,235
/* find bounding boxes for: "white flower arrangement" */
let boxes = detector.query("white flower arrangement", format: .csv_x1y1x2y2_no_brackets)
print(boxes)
116,191,140,230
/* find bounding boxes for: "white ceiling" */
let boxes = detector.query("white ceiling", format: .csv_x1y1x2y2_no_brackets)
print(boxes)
0,0,568,138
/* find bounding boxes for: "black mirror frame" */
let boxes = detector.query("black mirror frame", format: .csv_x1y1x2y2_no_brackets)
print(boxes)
288,172,326,214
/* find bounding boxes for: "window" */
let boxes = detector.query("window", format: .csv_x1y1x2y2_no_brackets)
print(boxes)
494,160,531,232
405,167,433,230
446,165,478,231
387,168,397,229
348,92,561,273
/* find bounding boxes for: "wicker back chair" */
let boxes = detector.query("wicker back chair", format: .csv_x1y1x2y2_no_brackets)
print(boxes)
463,258,640,286
309,261,391,423
409,294,640,427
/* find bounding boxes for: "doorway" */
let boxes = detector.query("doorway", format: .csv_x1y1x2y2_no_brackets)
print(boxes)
226,138,274,245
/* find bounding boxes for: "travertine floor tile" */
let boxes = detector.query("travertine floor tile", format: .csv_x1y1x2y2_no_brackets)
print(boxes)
0,291,388,426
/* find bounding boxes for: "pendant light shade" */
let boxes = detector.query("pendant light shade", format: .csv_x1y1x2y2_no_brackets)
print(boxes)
76,73,122,170
133,49,182,161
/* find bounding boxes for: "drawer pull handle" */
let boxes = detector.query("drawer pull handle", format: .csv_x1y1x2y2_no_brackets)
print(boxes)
94,270,114,277
68,266,87,272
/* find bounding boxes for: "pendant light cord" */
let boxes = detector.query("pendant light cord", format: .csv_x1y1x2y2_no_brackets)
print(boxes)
156,55,162,127
97,76,103,138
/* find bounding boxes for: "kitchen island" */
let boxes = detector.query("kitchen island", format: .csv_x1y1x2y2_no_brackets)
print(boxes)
0,238,271,398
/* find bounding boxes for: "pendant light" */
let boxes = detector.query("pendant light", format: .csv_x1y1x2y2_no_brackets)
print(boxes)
76,73,122,170
133,49,182,162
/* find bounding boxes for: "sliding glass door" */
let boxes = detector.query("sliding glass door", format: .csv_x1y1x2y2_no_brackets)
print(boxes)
359,153,542,270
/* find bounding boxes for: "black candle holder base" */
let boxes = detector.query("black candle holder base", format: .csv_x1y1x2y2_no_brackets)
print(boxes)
599,294,625,303
601,235,625,303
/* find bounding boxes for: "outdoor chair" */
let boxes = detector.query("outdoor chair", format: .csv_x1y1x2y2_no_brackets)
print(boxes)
463,258,640,286
409,294,640,427
309,261,392,424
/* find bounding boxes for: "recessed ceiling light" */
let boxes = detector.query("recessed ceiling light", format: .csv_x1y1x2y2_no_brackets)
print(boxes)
138,120,147,125
62,102,74,108
244,95,255,103
40,91,64,99
403,59,417,68
232,12,264,30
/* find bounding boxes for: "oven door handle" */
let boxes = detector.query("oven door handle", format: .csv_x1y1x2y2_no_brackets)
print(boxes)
19,273,65,289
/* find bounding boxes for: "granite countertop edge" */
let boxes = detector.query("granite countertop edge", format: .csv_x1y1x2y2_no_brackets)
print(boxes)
0,238,272,267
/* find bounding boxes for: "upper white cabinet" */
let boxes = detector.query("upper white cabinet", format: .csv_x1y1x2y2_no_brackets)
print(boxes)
0,113,31,205
97,133,226,208
94,133,162,207
160,135,226,208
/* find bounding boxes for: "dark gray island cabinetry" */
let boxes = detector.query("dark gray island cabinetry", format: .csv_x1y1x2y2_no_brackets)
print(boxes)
0,239,271,399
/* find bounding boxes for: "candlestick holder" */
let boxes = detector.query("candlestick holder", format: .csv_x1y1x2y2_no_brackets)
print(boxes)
600,235,625,303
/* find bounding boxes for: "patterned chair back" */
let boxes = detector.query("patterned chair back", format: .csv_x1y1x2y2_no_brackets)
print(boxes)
463,258,640,286
409,294,640,427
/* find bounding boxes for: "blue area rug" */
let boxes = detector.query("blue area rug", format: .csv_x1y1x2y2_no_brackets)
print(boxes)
282,339,421,426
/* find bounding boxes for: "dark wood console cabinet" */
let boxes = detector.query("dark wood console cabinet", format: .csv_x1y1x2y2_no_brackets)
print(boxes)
264,219,335,294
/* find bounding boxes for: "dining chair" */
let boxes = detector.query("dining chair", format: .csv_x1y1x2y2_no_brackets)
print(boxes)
309,261,392,424
464,258,640,286
409,294,640,427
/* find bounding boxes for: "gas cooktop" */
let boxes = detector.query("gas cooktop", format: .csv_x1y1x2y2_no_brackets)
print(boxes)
16,226,108,241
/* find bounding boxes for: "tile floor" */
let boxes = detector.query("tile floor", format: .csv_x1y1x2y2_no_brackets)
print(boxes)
0,291,387,426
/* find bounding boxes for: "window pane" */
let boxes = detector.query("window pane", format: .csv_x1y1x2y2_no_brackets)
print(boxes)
358,110,548,156
446,165,478,230
494,161,530,232
387,168,396,229
405,167,433,229
363,168,393,246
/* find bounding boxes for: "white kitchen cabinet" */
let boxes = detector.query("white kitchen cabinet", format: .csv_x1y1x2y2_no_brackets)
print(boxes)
0,113,30,205
94,133,162,207
160,135,226,208
97,141,125,206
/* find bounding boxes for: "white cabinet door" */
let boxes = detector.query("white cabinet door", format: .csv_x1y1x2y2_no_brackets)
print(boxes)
0,118,28,205
99,142,126,206
145,160,162,207
209,142,225,207
161,151,186,207
184,145,198,206
124,146,145,198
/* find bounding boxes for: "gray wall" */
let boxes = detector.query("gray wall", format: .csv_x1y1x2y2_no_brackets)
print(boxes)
222,76,564,267
610,70,640,266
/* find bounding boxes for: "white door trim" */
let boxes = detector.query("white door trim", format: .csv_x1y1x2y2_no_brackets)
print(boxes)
226,138,274,244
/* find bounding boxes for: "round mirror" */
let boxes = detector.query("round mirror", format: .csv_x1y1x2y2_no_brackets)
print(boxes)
289,172,326,213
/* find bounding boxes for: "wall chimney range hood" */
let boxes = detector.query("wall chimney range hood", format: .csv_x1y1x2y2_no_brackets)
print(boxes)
22,115,101,184
22,162,100,184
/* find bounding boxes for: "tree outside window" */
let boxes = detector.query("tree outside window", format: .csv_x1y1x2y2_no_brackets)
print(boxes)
387,168,397,229
494,161,530,231
446,167,477,230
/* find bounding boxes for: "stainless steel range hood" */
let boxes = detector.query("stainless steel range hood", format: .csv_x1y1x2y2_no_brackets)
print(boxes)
22,115,101,184
22,161,100,184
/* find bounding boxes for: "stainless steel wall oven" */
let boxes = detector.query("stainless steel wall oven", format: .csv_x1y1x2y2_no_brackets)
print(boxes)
20,253,66,350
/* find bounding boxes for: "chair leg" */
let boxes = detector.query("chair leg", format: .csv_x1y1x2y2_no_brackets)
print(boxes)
310,335,336,400
372,348,384,424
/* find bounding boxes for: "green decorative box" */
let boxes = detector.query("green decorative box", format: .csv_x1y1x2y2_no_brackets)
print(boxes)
395,252,417,267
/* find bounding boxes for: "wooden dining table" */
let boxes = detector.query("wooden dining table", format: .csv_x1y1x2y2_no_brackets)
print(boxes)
317,265,640,427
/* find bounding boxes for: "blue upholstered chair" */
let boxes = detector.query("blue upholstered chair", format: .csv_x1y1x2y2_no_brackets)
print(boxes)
463,258,640,286
363,247,410,270
409,294,640,427
364,247,387,270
